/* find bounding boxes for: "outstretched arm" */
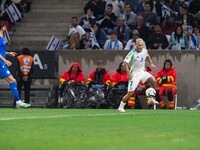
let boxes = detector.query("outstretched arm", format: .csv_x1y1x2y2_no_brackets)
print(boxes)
146,54,156,70
6,52,17,57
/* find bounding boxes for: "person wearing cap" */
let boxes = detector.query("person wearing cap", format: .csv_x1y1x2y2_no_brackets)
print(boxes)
103,31,123,50
68,28,84,49
16,47,34,105
155,59,177,109
124,29,147,50
87,60,111,89
0,21,31,108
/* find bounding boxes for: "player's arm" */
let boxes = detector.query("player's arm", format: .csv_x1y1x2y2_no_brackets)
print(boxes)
6,52,17,57
146,54,156,70
123,61,132,80
0,54,12,67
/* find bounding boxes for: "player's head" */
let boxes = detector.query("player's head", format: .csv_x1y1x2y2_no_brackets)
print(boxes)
21,47,30,55
135,38,144,52
163,59,172,70
0,21,6,32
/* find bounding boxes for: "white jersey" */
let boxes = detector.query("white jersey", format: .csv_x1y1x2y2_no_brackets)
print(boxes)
124,48,149,73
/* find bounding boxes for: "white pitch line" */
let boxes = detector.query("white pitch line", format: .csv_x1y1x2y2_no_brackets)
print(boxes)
0,112,137,121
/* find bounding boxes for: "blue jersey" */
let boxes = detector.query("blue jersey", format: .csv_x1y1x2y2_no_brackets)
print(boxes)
0,35,11,78
0,36,6,65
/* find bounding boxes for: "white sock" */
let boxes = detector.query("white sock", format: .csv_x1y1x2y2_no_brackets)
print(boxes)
119,101,126,109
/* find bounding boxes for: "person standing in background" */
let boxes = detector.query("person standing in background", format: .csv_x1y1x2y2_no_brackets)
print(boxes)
16,47,34,105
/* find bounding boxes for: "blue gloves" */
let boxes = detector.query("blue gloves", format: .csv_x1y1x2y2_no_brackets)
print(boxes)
93,84,102,89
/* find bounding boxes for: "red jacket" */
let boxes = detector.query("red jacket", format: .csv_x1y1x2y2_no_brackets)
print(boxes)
111,71,128,86
156,68,176,87
60,62,86,84
87,69,111,85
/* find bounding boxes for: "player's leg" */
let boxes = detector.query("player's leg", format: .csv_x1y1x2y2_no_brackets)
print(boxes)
118,75,140,112
4,75,31,108
142,72,158,104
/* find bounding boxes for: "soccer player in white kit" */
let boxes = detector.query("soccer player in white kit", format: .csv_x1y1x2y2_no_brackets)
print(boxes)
118,38,158,112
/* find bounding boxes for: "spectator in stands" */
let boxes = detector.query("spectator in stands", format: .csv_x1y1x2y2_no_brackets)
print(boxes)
138,1,159,31
188,25,200,50
177,3,195,30
188,0,200,18
103,31,123,50
83,0,106,20
113,16,131,48
155,59,177,109
79,8,96,32
68,16,86,39
156,0,180,35
147,23,169,50
68,29,84,50
0,21,30,108
132,15,151,42
165,0,181,21
20,0,32,13
106,0,124,17
16,47,33,105
120,3,137,29
59,62,86,99
169,25,188,50
98,3,117,34
93,23,108,49
83,31,100,50
124,29,143,50
87,60,111,90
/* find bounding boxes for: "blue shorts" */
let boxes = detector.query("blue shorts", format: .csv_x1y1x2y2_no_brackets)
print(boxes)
0,63,11,79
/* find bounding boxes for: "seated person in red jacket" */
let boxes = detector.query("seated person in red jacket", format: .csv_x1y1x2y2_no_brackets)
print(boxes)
87,60,111,91
155,59,177,109
127,66,154,109
59,62,86,98
111,62,128,88
109,62,128,107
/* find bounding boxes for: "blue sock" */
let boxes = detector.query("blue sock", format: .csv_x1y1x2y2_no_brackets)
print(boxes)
9,82,20,101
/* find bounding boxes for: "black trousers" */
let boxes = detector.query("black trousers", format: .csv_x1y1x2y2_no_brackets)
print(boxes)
17,79,32,103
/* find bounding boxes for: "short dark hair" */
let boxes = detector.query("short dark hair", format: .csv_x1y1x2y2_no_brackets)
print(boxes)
21,47,30,55
107,3,113,8
0,21,5,29
71,16,78,20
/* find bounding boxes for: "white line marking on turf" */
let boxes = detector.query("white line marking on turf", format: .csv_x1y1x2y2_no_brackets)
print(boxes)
0,112,137,121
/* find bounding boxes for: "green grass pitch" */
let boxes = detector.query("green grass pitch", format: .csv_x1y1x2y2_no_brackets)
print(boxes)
0,108,199,150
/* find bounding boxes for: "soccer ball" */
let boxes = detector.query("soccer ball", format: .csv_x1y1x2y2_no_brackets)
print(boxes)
145,88,156,97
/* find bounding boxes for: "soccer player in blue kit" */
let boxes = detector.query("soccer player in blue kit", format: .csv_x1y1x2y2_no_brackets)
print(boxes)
0,21,31,108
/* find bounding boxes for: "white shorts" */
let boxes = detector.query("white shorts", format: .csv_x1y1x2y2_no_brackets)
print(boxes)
128,71,153,92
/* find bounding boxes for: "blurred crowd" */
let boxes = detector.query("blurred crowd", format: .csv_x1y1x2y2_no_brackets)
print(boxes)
62,0,200,51
0,0,32,36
